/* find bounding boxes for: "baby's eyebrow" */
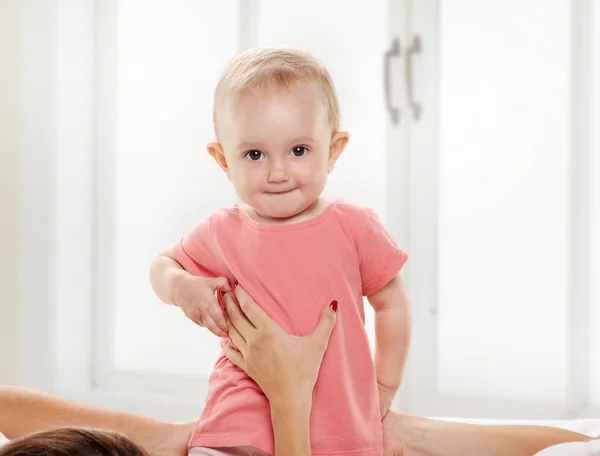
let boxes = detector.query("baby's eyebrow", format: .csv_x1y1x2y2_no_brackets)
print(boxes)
289,136,318,145
236,137,317,151
237,141,262,150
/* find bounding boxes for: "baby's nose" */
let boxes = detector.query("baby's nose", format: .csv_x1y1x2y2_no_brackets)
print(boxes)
267,161,289,183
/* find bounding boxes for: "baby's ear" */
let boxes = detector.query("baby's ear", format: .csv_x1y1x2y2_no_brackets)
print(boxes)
207,142,230,178
328,131,350,173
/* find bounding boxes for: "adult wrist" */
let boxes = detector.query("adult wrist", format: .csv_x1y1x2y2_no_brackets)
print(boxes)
270,398,313,456
269,394,312,418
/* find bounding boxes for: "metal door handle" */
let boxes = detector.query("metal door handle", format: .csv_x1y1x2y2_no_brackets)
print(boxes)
384,38,401,125
405,35,422,121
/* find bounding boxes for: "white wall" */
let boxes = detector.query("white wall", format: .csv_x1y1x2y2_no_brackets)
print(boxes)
0,0,22,385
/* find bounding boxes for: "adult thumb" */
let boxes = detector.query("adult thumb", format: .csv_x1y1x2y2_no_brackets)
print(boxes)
311,300,338,348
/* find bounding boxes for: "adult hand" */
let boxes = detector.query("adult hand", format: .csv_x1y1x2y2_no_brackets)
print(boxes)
147,421,195,456
222,285,338,407
382,411,408,456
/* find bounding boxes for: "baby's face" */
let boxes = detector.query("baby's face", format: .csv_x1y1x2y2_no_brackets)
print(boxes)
211,81,346,221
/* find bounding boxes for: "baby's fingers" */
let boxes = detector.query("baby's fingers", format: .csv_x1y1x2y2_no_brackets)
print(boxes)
185,309,204,328
203,313,227,337
208,299,229,335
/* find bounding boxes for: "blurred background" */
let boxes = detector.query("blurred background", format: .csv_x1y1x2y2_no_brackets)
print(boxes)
0,0,598,422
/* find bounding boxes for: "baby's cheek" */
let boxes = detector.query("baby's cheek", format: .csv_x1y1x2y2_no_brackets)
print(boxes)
241,175,262,196
302,169,328,192
229,168,250,191
235,180,263,207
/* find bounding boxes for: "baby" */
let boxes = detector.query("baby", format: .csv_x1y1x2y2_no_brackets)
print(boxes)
150,46,412,456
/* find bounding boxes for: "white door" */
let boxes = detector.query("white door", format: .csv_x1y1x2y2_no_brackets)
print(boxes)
400,0,596,419
590,0,600,412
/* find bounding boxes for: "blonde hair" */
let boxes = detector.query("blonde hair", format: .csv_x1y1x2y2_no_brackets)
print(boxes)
213,46,340,134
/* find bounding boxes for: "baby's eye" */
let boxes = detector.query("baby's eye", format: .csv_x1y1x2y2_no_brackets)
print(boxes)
245,150,264,161
290,146,308,157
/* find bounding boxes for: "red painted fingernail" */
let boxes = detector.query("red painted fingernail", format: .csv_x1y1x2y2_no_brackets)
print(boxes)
330,300,339,312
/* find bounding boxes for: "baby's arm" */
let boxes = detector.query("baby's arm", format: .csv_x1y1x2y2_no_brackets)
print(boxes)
354,206,410,417
149,214,233,336
368,274,412,418
149,245,231,336
149,245,191,306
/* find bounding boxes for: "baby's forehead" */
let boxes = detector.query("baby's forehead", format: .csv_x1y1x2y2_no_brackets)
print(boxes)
219,83,330,131
229,81,327,111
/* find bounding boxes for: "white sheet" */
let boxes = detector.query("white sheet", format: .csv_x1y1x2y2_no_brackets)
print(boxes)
449,418,600,456
535,439,600,456
0,431,9,448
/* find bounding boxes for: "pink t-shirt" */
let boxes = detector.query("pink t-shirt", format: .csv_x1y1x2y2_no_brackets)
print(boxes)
175,201,408,456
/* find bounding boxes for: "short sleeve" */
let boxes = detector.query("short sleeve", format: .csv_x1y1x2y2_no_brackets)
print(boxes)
173,216,222,278
358,208,408,297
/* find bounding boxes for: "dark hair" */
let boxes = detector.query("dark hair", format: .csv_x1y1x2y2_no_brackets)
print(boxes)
0,427,149,456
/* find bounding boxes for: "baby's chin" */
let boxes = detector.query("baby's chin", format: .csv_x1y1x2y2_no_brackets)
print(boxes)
252,198,316,222
254,206,306,222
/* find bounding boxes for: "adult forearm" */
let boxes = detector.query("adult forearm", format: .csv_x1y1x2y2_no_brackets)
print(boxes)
395,413,592,456
0,386,177,452
374,306,411,391
270,398,312,456
149,254,188,305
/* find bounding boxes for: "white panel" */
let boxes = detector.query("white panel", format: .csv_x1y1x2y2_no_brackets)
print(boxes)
110,0,239,375
256,0,390,348
55,0,95,390
436,0,570,400
2,0,25,386
590,0,600,406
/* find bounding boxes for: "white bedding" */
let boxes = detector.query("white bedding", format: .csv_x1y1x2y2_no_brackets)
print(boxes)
450,418,600,455
536,439,600,456
0,431,9,448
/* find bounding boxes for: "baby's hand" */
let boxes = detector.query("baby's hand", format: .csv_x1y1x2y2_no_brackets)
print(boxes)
173,274,231,337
